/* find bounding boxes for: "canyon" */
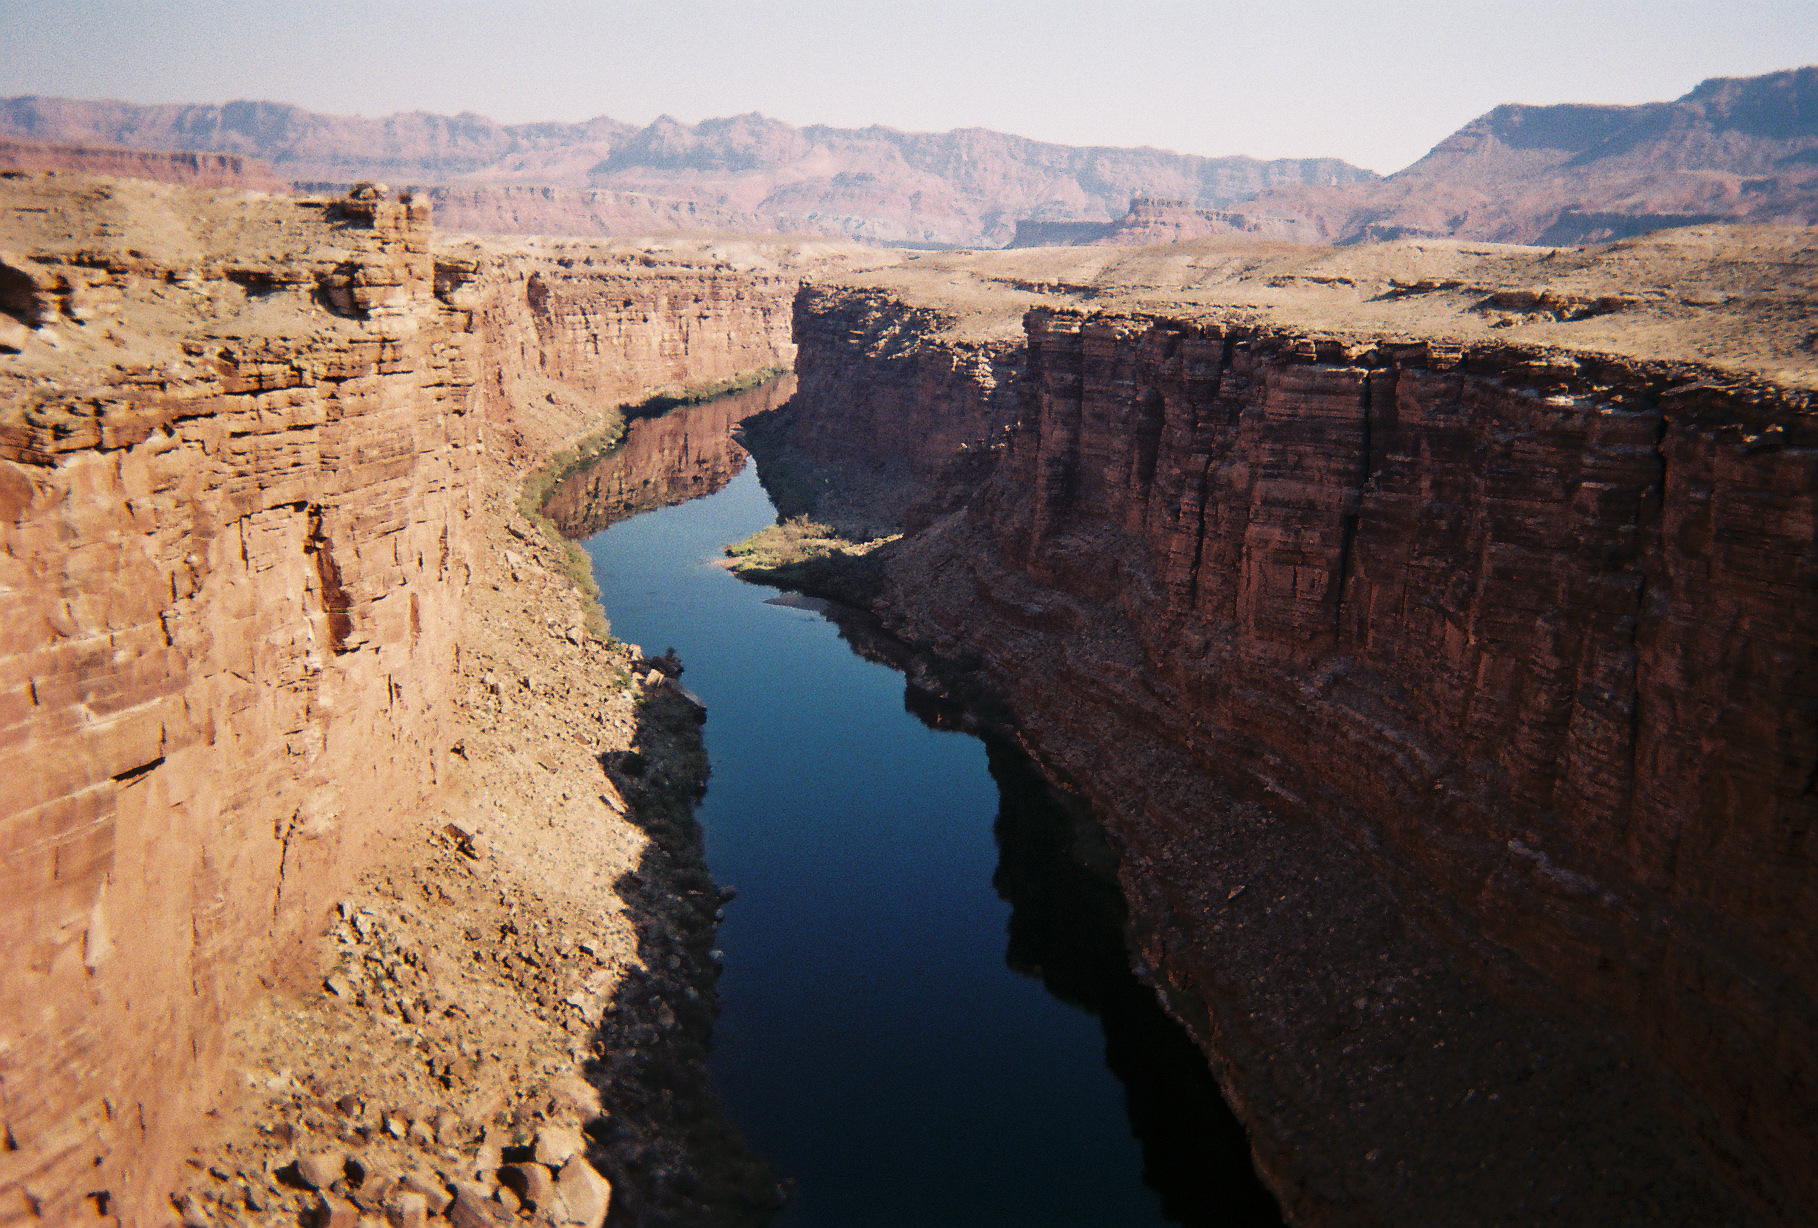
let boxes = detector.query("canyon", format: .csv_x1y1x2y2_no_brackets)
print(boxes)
2,161,1815,1228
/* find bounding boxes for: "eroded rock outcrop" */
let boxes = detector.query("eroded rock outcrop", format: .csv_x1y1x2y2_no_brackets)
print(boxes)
774,240,1817,1225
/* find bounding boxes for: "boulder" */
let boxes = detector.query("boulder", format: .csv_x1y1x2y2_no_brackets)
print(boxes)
385,1191,429,1228
312,1193,360,1228
555,1154,611,1228
532,1126,585,1167
294,1151,346,1191
501,1161,557,1212
397,1171,452,1216
447,1181,512,1228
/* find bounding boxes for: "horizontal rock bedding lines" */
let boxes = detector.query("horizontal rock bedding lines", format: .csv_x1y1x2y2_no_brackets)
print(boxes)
783,280,1816,1224
0,189,480,1224
0,175,830,1224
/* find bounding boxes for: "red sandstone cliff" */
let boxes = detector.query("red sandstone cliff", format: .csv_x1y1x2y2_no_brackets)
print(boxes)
540,375,796,538
776,245,1817,1225
0,177,843,1223
442,235,821,470
0,182,476,1222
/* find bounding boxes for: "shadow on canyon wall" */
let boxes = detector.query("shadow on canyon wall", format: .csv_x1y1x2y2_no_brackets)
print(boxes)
578,681,787,1228
546,392,1282,1226
983,736,1283,1228
904,678,1285,1228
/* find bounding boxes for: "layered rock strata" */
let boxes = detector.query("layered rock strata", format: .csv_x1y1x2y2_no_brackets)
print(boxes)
1,181,477,1223
541,375,795,538
776,245,1817,1225
436,234,864,469
0,174,833,1224
0,137,287,192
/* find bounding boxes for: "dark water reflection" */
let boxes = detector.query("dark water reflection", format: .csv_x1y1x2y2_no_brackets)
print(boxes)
543,375,795,537
981,734,1282,1228
568,412,1280,1225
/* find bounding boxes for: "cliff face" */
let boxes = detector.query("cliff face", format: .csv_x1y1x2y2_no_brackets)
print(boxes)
541,375,795,537
0,137,288,192
789,286,1022,528
0,177,829,1224
782,266,1817,1225
440,236,812,469
0,183,478,1222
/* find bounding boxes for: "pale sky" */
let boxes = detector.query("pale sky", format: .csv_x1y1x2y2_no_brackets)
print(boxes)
4,0,1814,174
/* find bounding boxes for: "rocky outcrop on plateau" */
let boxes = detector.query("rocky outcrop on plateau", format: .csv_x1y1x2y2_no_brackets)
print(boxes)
767,234,1817,1226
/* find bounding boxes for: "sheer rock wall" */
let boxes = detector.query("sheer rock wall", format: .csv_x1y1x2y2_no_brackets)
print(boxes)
443,242,806,470
788,285,1817,1225
0,191,479,1223
0,181,807,1224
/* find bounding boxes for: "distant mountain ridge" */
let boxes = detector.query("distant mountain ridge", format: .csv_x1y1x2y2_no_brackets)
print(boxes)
10,68,1809,250
0,96,1376,247
1244,65,1818,244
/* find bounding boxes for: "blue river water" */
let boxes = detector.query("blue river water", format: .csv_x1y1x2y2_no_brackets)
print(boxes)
580,456,1278,1227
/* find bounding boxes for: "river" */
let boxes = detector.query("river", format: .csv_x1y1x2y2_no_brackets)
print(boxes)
564,385,1279,1227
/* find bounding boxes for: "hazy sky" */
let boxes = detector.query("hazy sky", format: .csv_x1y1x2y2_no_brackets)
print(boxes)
4,0,1814,173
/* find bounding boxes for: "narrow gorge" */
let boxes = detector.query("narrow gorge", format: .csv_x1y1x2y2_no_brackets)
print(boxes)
1,169,1813,1228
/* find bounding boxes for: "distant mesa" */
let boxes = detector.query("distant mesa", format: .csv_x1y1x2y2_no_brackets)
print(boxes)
0,135,286,192
0,95,1376,248
1006,196,1317,248
1249,64,1818,245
